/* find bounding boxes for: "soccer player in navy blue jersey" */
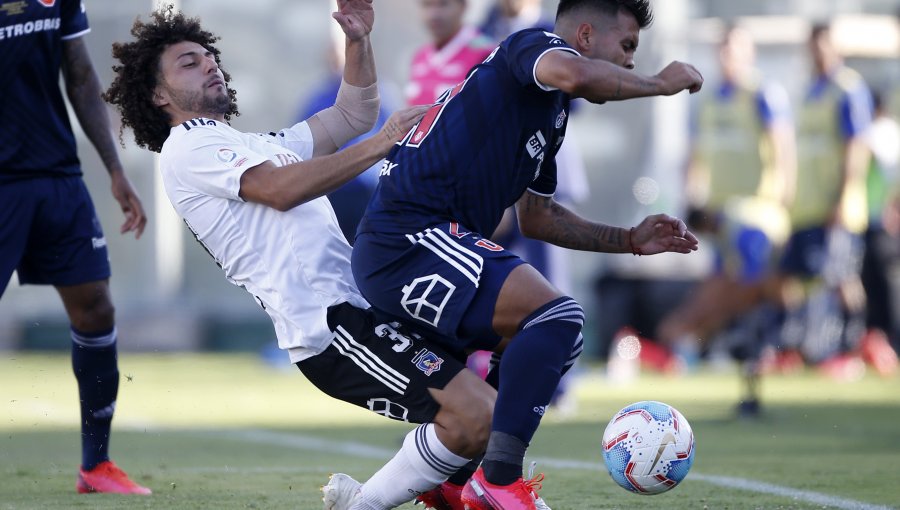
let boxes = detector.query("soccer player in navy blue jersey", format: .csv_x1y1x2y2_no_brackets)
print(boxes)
0,0,149,495
352,1,703,507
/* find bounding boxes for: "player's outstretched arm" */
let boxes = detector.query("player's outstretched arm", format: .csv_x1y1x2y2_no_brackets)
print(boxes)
535,50,703,103
240,105,428,211
308,0,379,157
515,191,698,255
62,37,147,239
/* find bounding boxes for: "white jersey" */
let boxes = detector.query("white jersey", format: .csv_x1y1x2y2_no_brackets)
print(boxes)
159,118,369,362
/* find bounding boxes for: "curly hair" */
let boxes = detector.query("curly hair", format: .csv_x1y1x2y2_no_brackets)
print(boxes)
103,4,239,153
556,0,654,29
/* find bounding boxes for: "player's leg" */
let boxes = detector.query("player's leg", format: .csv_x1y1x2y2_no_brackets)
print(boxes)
301,304,493,509
463,264,582,493
56,281,120,469
0,179,38,298
22,177,148,494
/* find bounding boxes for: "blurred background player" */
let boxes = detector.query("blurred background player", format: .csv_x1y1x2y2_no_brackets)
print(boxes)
778,22,874,379
479,0,553,39
0,0,149,495
654,24,795,416
859,90,900,376
405,0,494,108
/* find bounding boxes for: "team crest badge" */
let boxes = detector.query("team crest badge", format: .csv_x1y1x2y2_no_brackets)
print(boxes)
36,0,57,7
412,349,444,376
555,110,567,129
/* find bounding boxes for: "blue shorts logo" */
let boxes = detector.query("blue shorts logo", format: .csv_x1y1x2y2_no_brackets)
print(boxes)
412,349,444,376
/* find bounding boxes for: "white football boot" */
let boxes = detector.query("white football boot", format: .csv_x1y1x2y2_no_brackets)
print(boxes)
322,473,362,510
526,461,552,510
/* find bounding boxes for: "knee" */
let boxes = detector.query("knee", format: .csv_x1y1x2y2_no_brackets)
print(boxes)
70,292,115,332
440,395,493,458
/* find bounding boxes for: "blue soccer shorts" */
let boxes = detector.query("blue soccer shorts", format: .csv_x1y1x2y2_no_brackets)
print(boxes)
0,176,110,295
352,222,525,352
780,226,862,280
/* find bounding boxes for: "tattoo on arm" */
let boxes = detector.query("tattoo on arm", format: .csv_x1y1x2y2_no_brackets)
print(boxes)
521,193,627,252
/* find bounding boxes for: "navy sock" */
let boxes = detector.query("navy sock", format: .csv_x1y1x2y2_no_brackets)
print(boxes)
483,297,583,484
71,327,119,471
448,455,482,486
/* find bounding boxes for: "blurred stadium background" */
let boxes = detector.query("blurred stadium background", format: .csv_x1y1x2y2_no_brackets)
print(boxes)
1,0,898,360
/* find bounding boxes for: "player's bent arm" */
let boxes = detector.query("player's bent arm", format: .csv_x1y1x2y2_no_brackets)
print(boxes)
535,51,703,102
241,105,429,211
240,134,389,211
61,37,125,176
515,191,632,253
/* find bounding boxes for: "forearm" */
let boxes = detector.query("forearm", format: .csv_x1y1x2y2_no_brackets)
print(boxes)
765,125,796,206
64,42,123,175
837,138,869,207
572,63,662,103
241,133,390,211
342,36,376,88
517,192,630,252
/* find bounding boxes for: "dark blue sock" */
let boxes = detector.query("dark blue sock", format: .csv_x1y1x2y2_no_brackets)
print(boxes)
71,327,119,471
483,297,582,484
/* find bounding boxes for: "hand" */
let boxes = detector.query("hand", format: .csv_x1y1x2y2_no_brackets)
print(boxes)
655,61,703,95
333,0,374,41
631,214,698,255
378,105,430,146
110,169,147,239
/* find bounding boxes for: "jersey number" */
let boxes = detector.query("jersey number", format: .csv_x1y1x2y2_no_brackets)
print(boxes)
405,70,477,148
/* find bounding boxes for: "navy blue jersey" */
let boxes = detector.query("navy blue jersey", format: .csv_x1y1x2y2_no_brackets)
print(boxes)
358,28,576,237
0,0,89,180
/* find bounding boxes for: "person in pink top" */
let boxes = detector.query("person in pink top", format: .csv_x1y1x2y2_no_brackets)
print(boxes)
405,0,495,107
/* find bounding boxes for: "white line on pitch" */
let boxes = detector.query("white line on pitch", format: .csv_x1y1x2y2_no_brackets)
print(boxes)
220,429,895,510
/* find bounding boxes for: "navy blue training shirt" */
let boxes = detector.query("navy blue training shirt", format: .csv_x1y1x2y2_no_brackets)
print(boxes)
0,0,90,180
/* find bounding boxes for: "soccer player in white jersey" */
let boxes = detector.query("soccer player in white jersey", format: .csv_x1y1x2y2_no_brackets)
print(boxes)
104,3,498,509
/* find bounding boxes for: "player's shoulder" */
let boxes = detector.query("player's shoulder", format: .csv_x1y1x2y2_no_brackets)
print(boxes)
832,66,867,94
507,28,569,47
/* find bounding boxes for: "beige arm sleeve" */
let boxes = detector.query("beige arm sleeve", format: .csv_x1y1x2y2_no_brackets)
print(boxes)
309,80,380,156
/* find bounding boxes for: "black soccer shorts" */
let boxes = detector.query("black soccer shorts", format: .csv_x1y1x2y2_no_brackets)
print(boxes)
296,302,467,424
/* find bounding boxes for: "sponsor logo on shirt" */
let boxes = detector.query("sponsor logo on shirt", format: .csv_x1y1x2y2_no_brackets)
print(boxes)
1,2,28,15
0,17,60,40
36,0,56,7
91,236,107,250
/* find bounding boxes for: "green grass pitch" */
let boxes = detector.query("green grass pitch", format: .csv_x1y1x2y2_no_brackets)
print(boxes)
1,353,898,509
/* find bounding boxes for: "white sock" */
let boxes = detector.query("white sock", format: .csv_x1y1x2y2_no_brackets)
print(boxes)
351,424,470,509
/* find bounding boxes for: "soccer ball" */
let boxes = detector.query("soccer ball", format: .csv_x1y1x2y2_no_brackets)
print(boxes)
601,400,695,495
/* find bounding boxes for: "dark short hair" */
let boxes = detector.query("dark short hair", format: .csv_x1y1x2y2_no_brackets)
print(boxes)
103,4,239,153
810,21,831,41
556,0,653,28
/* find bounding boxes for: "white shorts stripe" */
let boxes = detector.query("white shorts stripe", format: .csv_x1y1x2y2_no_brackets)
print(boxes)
429,229,484,273
418,237,480,286
332,327,409,394
523,299,584,329
407,226,487,287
